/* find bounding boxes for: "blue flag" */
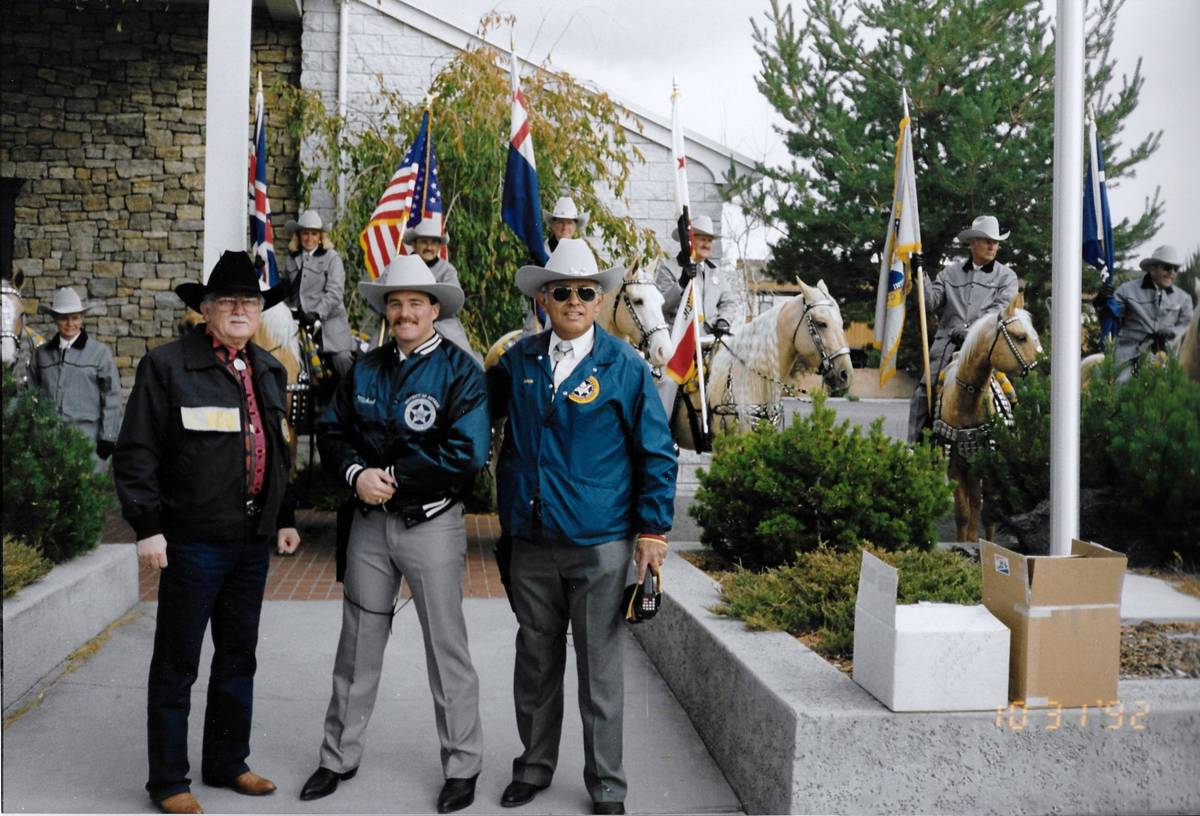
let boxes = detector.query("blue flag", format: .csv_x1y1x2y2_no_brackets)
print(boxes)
502,49,549,268
1083,117,1118,344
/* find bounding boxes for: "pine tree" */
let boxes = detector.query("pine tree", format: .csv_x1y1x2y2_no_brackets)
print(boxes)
735,0,1161,333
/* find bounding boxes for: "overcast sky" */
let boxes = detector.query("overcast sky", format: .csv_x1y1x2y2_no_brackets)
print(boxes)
411,0,1199,264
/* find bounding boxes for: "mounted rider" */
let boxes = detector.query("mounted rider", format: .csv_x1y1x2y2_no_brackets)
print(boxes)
283,210,354,378
403,215,481,365
908,215,1019,442
654,214,739,341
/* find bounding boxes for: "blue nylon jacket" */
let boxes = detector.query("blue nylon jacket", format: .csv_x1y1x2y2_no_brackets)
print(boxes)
317,332,490,522
488,325,677,545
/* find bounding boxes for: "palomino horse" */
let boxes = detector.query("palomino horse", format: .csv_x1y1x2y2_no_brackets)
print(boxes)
933,301,1042,542
671,279,853,452
1,270,40,385
1180,280,1200,384
484,265,673,368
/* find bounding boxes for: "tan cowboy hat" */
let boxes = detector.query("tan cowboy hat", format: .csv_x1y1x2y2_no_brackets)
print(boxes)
516,238,622,298
543,196,590,231
957,215,1010,242
285,209,324,235
671,213,717,241
1139,244,1184,271
175,251,288,312
359,254,464,317
38,286,93,317
402,215,449,247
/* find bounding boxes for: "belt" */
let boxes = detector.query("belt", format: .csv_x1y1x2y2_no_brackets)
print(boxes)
245,498,264,519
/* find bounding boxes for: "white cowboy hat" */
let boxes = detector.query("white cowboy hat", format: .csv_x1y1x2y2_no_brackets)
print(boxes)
402,215,449,247
957,215,1010,242
516,238,622,298
671,213,717,241
1139,244,1184,271
543,196,590,231
359,254,464,317
38,286,93,316
285,209,324,235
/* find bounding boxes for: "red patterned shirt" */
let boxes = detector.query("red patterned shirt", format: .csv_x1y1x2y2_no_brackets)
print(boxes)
210,335,267,498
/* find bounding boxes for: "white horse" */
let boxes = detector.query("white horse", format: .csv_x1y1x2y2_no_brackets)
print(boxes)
672,279,853,451
1,270,40,385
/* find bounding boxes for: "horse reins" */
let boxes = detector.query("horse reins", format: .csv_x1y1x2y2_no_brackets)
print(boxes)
789,294,851,378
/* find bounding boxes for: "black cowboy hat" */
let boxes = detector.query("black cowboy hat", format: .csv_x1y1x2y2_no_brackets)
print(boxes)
175,250,287,312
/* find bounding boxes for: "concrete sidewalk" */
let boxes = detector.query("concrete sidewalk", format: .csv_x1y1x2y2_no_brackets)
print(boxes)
1,599,744,815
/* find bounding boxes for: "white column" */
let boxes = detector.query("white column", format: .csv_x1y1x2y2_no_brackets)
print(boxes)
202,0,253,281
1049,0,1085,556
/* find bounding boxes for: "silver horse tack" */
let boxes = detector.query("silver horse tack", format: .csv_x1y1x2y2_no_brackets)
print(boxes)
616,277,669,356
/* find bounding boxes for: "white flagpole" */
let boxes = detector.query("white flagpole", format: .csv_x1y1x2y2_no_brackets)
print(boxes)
1049,0,1085,556
672,81,708,436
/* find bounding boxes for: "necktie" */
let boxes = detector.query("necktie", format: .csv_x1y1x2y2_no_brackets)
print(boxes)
553,339,573,367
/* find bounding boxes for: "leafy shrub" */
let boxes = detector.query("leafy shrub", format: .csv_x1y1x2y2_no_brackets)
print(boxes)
1,372,112,563
691,395,952,570
3,535,53,598
713,545,982,659
972,346,1200,563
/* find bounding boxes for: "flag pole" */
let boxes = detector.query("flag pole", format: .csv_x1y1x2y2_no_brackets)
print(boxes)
900,89,933,413
1049,0,1085,556
673,80,708,437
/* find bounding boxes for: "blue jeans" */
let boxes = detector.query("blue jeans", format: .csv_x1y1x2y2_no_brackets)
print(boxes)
146,535,270,802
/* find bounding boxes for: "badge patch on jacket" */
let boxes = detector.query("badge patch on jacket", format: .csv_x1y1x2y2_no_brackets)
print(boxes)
403,393,440,431
568,376,600,404
180,406,241,432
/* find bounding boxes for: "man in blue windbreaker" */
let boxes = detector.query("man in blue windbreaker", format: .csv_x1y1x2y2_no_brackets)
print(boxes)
487,238,677,816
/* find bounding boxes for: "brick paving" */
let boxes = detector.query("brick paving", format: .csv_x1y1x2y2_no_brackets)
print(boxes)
103,508,505,602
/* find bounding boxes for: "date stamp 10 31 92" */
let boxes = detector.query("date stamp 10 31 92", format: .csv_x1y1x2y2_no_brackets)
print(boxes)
994,700,1150,732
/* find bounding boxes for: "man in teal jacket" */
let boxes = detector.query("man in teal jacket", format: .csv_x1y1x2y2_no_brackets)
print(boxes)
488,238,677,816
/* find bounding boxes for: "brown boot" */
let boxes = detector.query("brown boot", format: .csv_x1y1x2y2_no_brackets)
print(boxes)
158,792,204,814
225,771,277,796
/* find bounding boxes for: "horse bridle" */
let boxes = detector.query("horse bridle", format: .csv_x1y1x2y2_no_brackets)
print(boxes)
1,282,26,349
789,293,851,378
954,313,1037,393
616,278,669,354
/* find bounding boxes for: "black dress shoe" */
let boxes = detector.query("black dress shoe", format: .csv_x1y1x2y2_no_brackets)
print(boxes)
593,803,625,815
299,767,357,801
437,775,478,814
500,780,548,808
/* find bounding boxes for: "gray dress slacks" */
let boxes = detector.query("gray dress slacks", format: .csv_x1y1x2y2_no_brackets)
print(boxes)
318,505,483,779
509,534,633,805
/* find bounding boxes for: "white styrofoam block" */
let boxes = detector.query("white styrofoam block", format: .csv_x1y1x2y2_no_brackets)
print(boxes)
853,552,1010,712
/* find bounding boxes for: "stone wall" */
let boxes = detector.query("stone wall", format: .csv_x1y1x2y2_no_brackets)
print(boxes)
0,2,302,393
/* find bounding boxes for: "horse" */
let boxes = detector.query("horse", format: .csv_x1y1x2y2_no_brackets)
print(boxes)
1,270,41,386
671,278,853,452
1180,280,1200,384
483,265,673,367
933,300,1042,542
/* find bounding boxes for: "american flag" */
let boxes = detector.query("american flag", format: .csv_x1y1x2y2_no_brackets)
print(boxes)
248,73,277,286
359,110,444,279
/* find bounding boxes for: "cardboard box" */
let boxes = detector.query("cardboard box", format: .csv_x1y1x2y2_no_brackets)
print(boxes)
852,551,1010,712
981,539,1127,708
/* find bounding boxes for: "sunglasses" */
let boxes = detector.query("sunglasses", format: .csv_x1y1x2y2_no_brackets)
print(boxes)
548,285,599,303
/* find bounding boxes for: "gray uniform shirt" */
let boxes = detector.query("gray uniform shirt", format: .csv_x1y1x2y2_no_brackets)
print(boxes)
1112,275,1194,366
283,247,353,354
30,331,122,443
426,258,481,366
655,258,739,336
922,258,1020,383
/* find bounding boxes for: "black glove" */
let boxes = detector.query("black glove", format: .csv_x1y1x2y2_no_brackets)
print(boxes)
676,263,697,289
910,252,924,271
949,327,968,348
293,309,318,327
96,439,115,461
1098,281,1115,301
1154,329,1177,345
711,319,731,338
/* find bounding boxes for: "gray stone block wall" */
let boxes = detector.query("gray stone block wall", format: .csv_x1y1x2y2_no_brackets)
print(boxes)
1,3,303,393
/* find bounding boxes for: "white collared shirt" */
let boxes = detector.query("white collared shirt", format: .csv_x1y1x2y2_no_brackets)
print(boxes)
59,333,80,351
549,325,594,390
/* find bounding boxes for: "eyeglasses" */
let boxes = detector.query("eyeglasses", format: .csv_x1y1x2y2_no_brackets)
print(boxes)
548,285,599,303
213,296,263,311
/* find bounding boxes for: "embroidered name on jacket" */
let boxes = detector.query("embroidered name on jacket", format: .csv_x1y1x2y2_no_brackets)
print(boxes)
568,376,601,404
403,393,441,431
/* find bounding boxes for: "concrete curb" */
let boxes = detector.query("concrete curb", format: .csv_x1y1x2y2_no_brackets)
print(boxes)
632,551,1200,815
2,544,138,711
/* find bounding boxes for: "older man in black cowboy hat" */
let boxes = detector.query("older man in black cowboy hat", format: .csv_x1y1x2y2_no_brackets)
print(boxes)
114,251,301,815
